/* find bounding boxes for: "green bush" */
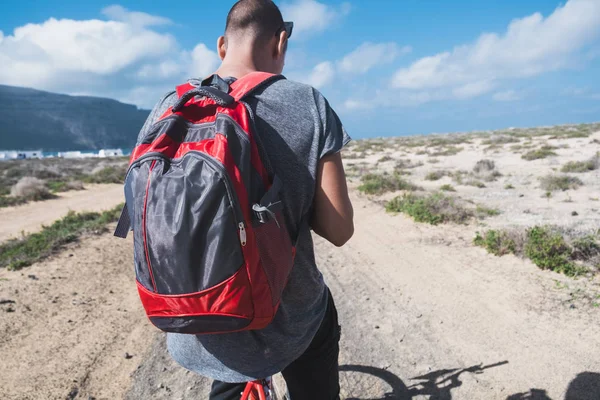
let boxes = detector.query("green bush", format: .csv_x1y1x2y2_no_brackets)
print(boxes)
524,227,581,276
474,230,517,256
386,192,472,225
475,226,596,277
46,181,67,193
358,173,421,195
522,146,558,161
0,204,123,271
440,184,456,192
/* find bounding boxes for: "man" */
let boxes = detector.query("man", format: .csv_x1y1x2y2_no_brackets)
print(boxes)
139,1,354,398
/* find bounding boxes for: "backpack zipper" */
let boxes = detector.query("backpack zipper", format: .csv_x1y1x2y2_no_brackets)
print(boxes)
135,151,247,248
142,160,158,292
198,153,247,247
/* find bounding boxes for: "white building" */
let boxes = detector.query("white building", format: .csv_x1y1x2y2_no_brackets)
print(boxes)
99,149,124,158
0,150,43,160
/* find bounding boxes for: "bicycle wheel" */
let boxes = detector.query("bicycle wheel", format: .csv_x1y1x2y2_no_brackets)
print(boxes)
339,365,410,400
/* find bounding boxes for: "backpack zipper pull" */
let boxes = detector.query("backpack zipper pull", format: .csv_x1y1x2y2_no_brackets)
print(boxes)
239,222,247,247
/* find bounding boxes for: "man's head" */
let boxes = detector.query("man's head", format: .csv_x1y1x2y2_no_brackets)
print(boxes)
217,0,292,75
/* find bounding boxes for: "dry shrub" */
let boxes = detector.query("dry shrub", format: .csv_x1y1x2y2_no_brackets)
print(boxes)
425,171,449,181
561,153,600,173
482,135,520,145
10,177,54,201
395,159,424,169
66,180,85,191
358,173,421,195
473,159,495,174
473,159,502,182
539,175,583,192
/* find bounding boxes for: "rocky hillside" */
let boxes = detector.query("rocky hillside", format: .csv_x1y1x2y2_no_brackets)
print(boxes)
0,85,150,151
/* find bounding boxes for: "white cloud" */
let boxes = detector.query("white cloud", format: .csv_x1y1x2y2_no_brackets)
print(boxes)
0,7,219,109
188,43,221,79
291,41,410,88
493,90,521,102
338,42,411,74
302,61,335,89
453,81,495,99
101,5,172,27
343,89,448,112
392,0,600,96
280,0,351,38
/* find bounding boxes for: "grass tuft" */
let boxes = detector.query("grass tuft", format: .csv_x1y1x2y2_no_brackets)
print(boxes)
358,173,421,195
0,205,123,271
386,192,472,225
440,184,456,192
476,205,501,218
560,153,599,173
430,146,463,157
539,175,583,192
81,165,127,184
425,171,449,181
522,146,558,161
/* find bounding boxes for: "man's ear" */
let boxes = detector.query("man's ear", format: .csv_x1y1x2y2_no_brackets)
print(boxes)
217,36,227,60
275,30,288,59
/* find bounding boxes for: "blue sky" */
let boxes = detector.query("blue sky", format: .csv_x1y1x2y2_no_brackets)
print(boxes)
1,0,599,139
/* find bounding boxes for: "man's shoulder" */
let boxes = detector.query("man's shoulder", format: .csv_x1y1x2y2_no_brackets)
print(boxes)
258,77,321,103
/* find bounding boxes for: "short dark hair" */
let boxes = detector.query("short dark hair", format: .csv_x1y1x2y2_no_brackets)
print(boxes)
225,0,285,43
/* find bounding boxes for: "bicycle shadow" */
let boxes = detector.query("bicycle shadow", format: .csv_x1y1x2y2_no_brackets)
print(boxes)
339,360,509,400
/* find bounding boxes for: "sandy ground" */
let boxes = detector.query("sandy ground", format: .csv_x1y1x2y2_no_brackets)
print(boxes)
0,184,124,242
1,187,599,399
0,227,154,400
345,130,600,235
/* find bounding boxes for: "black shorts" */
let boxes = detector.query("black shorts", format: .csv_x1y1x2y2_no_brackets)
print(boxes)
209,288,341,400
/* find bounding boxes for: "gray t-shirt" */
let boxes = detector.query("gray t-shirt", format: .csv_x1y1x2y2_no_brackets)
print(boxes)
139,77,350,383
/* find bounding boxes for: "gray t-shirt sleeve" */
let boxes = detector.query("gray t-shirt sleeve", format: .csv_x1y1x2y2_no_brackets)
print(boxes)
136,91,176,143
314,89,352,159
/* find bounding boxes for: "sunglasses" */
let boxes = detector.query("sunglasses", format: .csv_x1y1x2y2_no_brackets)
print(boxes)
277,21,293,39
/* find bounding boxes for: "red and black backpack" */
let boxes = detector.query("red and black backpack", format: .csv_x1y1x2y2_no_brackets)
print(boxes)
115,72,295,334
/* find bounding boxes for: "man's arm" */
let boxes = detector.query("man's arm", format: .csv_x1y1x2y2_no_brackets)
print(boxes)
311,152,354,247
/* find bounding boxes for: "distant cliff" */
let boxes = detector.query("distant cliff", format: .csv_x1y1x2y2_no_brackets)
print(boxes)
0,85,150,151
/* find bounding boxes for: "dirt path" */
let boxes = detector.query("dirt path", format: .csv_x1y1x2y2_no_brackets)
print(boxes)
0,230,154,400
0,184,123,243
321,192,600,399
1,190,599,399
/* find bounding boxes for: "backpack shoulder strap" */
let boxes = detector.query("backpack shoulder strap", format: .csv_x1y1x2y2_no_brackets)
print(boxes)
229,72,285,101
